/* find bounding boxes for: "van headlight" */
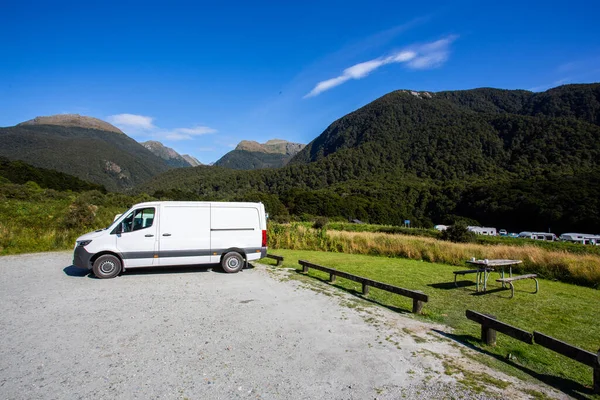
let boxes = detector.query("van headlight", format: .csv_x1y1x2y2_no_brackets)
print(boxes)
77,240,92,247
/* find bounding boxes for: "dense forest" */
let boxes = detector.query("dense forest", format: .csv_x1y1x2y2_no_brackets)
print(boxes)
139,84,600,233
214,150,294,170
0,157,106,192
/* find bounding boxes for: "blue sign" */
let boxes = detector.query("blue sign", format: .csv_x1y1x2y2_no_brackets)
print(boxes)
404,220,410,225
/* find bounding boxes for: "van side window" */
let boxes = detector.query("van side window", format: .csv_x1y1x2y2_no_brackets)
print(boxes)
121,208,155,233
132,208,155,231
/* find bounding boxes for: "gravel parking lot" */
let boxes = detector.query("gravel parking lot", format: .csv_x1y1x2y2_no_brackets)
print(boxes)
0,252,558,399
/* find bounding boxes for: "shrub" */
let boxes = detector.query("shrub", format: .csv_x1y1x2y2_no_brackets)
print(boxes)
313,217,329,230
440,223,476,243
63,198,98,229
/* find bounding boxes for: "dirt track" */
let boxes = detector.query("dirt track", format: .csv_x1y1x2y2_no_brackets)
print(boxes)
0,252,559,399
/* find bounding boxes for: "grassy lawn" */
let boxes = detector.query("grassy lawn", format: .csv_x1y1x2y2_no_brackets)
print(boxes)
265,249,600,398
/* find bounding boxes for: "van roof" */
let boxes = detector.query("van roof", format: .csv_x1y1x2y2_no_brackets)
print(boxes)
131,201,264,208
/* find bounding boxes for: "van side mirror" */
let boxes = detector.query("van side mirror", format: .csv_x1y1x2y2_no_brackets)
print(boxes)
115,223,123,234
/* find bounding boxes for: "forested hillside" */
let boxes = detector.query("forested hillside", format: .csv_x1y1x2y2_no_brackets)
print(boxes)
215,150,296,170
215,139,305,170
0,157,106,192
0,123,170,191
139,84,600,233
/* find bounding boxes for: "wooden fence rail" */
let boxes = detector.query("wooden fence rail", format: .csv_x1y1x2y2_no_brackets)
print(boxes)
466,310,533,345
466,309,600,394
266,253,284,266
298,260,428,314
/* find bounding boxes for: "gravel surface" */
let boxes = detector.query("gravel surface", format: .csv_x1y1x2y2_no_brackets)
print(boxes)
0,252,559,399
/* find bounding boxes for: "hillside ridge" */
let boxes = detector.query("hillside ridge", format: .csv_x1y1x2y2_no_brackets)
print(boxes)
18,114,124,134
141,140,193,168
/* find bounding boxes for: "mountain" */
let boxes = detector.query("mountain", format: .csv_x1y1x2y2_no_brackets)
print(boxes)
182,154,202,167
0,115,171,191
292,84,600,171
0,156,106,192
18,114,124,134
138,84,600,233
215,139,305,170
141,140,194,168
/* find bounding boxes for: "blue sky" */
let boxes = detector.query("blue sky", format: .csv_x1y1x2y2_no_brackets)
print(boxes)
1,0,599,163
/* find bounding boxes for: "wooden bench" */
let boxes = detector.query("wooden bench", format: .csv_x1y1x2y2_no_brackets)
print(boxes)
266,253,284,266
496,274,538,298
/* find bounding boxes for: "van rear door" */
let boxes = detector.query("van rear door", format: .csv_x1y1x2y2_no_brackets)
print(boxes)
210,205,261,263
158,204,211,266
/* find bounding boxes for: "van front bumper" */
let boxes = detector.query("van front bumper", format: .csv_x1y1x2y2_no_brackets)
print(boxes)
73,246,93,270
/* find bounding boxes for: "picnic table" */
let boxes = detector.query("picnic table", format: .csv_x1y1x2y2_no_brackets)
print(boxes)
458,259,523,292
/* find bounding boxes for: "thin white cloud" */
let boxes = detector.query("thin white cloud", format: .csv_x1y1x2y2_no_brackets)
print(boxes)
407,36,456,69
107,113,155,130
304,35,458,98
107,113,217,141
528,78,571,92
164,126,217,140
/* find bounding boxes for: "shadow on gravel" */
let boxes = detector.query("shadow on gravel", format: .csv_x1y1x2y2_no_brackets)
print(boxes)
119,265,215,276
211,263,256,274
64,263,256,278
118,263,255,277
63,265,91,277
293,268,411,315
432,329,594,400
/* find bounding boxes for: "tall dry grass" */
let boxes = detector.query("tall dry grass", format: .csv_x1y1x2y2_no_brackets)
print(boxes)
268,223,600,287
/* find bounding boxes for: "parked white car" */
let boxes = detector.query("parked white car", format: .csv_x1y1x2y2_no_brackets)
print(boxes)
73,201,268,278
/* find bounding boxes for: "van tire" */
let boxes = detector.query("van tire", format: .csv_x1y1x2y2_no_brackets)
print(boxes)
221,252,244,273
92,254,122,279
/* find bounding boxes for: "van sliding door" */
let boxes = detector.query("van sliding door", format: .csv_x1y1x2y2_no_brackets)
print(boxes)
158,205,211,266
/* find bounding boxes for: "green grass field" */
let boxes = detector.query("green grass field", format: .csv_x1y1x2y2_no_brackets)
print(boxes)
264,249,600,398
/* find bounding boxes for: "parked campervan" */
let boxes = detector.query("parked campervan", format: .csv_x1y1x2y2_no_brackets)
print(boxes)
559,233,600,245
518,232,557,241
467,226,497,236
73,201,268,278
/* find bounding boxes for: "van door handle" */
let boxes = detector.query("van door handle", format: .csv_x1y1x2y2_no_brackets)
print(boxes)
145,234,154,237
162,233,172,237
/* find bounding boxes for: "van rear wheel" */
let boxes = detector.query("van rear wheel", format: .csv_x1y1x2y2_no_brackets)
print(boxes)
92,254,122,279
221,252,244,273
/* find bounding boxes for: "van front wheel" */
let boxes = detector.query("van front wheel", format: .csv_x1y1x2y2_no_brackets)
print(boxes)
92,254,122,279
221,252,244,273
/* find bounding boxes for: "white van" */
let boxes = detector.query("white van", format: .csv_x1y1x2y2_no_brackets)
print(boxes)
73,201,267,278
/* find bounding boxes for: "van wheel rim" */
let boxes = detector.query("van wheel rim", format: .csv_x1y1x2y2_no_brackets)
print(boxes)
227,258,240,269
100,260,116,274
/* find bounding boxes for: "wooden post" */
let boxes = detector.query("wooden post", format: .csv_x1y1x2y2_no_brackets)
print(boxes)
594,349,600,394
482,314,497,346
412,299,424,314
329,273,336,283
302,264,308,273
362,283,369,295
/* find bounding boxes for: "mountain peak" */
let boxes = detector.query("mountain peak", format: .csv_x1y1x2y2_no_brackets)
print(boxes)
235,139,305,155
141,140,195,168
18,114,123,134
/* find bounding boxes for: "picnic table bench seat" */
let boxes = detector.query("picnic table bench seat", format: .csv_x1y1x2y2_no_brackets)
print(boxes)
496,274,539,298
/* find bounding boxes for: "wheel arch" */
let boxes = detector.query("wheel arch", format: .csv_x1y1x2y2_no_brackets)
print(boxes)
219,248,247,263
90,251,123,268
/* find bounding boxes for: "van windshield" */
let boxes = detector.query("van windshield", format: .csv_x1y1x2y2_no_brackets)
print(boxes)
105,207,136,231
